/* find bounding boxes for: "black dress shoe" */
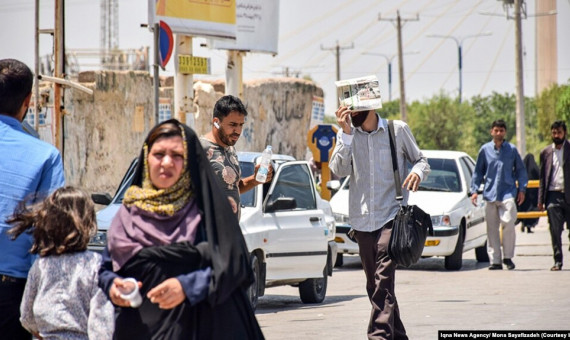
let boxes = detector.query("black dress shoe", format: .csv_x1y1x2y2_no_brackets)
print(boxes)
550,262,562,271
489,264,503,270
503,259,515,270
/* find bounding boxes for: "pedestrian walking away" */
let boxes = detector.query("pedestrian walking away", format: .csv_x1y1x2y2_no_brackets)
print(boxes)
517,153,540,233
7,187,114,340
329,104,430,340
98,119,264,339
538,120,570,271
470,119,528,270
0,58,65,340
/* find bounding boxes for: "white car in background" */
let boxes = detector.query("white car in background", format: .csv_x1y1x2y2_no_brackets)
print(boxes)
328,150,489,270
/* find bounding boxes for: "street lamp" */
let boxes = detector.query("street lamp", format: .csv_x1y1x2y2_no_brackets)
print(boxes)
427,32,492,103
363,50,419,102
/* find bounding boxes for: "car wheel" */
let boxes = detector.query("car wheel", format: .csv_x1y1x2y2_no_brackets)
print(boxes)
444,224,464,270
334,253,344,267
247,254,260,310
299,270,328,304
475,241,489,262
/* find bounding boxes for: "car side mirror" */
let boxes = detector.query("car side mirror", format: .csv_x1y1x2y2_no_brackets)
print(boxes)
326,180,341,191
265,197,297,213
91,193,112,206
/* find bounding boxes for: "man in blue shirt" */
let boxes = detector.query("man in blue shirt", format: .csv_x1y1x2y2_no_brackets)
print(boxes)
0,59,65,339
471,119,527,270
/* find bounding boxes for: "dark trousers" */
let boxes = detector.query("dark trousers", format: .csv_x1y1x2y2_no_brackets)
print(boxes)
546,191,570,264
0,276,31,340
354,221,408,340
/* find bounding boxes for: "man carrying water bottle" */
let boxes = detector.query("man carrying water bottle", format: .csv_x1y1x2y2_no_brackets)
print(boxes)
200,95,273,219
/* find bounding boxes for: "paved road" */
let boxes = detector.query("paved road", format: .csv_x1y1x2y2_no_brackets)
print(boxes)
255,218,570,339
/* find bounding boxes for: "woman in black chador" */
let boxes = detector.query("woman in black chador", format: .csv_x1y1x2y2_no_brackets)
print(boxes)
518,153,540,233
98,119,264,339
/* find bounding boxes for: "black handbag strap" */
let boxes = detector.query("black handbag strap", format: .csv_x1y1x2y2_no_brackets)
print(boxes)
388,120,403,202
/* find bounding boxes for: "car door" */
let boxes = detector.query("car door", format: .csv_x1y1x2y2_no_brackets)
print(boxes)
261,161,328,281
459,156,486,246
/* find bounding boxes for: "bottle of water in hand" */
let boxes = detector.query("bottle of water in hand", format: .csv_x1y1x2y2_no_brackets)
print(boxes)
256,145,272,183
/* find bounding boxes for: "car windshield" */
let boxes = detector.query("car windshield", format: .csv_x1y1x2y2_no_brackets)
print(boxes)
240,161,256,207
408,158,461,192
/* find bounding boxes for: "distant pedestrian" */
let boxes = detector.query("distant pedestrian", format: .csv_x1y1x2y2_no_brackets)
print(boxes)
538,120,570,271
471,119,527,270
517,153,540,233
7,187,114,340
0,58,65,340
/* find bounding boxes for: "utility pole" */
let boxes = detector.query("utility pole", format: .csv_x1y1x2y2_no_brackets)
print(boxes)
320,40,354,81
174,35,194,127
54,0,65,153
153,23,159,124
514,0,525,155
379,11,418,121
481,0,556,156
427,32,491,103
34,0,40,132
363,50,419,102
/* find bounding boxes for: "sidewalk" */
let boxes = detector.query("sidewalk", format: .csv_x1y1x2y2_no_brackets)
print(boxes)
515,216,568,262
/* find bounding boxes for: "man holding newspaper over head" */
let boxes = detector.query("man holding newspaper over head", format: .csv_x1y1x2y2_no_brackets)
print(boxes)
330,75,430,340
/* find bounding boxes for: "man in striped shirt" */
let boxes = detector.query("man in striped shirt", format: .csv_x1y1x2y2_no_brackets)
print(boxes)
330,106,429,340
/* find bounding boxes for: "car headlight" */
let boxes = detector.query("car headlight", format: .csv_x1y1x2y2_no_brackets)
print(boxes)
430,215,451,226
89,231,107,247
333,212,349,224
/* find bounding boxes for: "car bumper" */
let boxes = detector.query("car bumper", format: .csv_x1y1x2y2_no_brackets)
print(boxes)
334,224,359,254
422,225,460,257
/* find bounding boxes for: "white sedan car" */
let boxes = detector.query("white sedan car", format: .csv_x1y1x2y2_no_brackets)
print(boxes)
328,150,489,270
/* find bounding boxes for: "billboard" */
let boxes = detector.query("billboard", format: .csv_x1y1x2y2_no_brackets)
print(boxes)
210,0,279,54
148,0,237,39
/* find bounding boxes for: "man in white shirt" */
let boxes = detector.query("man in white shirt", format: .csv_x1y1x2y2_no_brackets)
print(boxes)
538,120,570,271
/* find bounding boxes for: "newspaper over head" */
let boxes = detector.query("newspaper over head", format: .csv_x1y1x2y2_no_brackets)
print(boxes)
335,75,382,112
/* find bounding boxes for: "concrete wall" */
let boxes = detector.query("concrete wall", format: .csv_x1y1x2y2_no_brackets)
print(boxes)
61,71,323,195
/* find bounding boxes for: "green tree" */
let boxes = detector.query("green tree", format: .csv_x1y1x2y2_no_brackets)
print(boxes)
557,85,570,123
378,99,401,120
536,83,561,140
469,92,517,149
406,92,467,151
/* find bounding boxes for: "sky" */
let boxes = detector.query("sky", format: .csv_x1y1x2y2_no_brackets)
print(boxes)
1,0,569,117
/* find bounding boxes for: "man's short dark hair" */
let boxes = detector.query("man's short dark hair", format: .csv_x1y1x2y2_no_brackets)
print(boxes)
213,95,248,120
0,59,34,116
491,119,507,130
551,120,567,132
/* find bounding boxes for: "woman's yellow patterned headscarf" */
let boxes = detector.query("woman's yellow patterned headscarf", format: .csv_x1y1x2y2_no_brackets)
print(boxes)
123,127,193,216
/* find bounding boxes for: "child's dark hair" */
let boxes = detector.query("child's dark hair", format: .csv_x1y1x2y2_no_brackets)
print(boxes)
7,186,97,256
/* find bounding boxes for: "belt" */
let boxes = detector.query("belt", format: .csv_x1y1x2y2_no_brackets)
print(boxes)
0,274,26,284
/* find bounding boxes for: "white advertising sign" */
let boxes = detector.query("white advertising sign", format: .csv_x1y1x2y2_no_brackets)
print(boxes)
210,0,279,54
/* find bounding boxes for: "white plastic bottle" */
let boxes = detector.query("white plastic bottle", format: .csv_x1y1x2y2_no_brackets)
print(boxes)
256,145,272,183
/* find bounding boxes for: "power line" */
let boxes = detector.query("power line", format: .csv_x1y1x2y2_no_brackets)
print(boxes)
379,11,419,121
320,40,355,81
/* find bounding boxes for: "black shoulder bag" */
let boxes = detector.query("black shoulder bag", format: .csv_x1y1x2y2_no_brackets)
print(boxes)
387,120,433,267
